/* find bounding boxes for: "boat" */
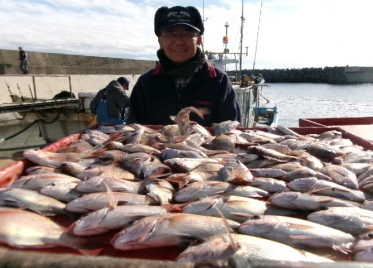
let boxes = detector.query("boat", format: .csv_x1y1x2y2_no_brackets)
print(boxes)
0,74,126,158
205,0,278,128
344,66,373,84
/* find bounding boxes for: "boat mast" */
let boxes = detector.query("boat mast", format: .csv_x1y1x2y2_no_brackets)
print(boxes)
239,0,244,79
253,1,263,70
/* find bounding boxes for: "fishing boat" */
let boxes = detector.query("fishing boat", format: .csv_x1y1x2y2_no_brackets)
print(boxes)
205,0,278,128
0,74,122,158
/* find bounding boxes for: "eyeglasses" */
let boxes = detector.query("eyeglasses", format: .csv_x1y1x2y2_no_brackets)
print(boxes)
160,31,199,40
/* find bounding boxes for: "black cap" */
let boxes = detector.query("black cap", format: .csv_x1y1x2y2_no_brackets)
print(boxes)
154,6,204,36
117,77,129,86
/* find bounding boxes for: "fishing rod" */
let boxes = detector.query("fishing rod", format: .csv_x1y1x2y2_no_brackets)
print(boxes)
5,83,13,96
28,85,35,101
17,84,25,102
253,1,263,70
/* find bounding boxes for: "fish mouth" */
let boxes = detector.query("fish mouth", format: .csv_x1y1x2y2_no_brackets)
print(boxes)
111,218,158,250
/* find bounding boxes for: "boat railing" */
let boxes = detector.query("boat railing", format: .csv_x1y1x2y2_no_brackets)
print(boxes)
233,84,256,127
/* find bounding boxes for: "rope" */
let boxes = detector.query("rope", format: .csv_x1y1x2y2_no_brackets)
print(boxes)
0,120,40,143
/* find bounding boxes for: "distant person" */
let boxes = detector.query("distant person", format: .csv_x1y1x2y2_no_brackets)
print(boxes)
127,5,241,127
18,47,28,74
90,77,130,124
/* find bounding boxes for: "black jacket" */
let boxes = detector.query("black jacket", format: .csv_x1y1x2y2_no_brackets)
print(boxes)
90,80,129,119
127,62,241,127
19,50,27,61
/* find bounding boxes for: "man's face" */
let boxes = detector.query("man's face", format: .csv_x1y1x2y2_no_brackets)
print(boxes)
158,25,203,63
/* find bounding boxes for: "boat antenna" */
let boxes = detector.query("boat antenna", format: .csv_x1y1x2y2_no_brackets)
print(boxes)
202,0,208,53
239,0,245,79
253,1,263,70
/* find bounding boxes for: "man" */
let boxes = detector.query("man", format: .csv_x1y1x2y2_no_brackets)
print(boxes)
127,6,241,127
90,77,130,124
18,47,28,74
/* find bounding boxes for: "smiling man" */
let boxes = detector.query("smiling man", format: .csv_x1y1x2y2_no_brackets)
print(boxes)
127,6,241,127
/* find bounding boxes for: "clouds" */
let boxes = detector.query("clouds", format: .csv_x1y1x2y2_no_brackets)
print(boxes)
1,0,372,69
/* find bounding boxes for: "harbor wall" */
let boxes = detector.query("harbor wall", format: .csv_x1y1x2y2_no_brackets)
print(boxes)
0,74,140,104
0,48,157,103
0,49,155,75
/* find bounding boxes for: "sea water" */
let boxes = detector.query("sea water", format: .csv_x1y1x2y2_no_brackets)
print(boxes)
261,83,373,127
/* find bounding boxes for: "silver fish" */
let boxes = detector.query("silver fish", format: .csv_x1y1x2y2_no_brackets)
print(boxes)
320,164,359,189
75,176,144,194
174,181,268,203
288,177,366,203
145,180,175,205
216,159,253,184
69,205,173,236
211,134,236,152
121,152,152,177
0,188,67,216
23,148,103,167
170,106,207,136
174,181,233,202
358,166,373,182
115,143,161,155
182,195,296,222
212,120,240,136
0,208,94,250
342,162,371,177
251,145,297,162
269,191,361,211
160,148,205,160
239,215,355,253
249,177,289,193
111,213,240,250
306,142,346,160
40,182,82,203
164,157,220,173
307,206,373,236
353,231,373,257
11,173,81,191
249,168,287,179
65,192,158,213
176,233,333,263
142,158,172,180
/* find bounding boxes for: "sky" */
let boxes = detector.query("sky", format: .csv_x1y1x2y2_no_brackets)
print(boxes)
1,0,372,70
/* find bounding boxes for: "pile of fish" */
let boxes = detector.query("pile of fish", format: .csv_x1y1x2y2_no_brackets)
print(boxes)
2,108,373,265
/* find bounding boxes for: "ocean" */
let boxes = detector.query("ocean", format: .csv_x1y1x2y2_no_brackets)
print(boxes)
261,83,373,127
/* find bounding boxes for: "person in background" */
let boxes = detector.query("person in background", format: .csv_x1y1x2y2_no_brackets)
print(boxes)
18,47,28,74
90,77,130,124
127,6,241,127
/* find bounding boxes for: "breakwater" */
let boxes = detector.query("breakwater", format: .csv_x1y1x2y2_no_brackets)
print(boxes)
0,49,155,75
230,66,373,84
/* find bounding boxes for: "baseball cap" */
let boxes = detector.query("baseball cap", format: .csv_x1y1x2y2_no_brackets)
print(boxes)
154,6,204,36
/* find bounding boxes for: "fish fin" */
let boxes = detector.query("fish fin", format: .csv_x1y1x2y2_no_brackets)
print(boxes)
164,174,189,188
229,212,254,220
289,235,315,241
363,225,373,233
76,248,104,256
213,205,239,251
161,204,183,212
175,235,200,247
172,135,187,143
103,181,117,209
170,115,176,123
